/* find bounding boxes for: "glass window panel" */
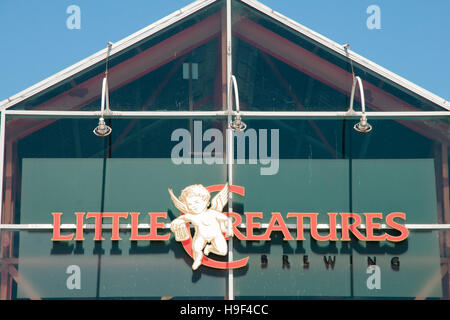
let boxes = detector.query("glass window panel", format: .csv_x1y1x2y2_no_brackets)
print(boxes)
2,116,229,299
232,117,449,299
233,232,352,298
12,229,227,299
80,39,221,112
232,119,350,298
233,230,445,299
232,37,352,111
349,118,449,225
352,230,442,299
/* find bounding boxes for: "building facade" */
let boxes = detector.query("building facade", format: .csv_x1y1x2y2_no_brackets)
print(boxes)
0,0,449,300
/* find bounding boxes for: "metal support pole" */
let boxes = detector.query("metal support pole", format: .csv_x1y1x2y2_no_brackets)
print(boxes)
1,223,450,231
225,0,234,301
0,111,5,225
4,109,449,119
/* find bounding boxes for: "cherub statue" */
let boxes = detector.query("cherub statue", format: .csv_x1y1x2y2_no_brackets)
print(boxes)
168,183,233,270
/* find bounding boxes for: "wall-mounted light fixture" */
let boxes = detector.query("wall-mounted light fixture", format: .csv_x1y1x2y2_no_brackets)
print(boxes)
349,75,372,134
229,75,247,132
343,44,372,134
93,42,113,137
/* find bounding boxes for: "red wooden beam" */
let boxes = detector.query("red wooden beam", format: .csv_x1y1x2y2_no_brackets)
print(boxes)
8,265,41,300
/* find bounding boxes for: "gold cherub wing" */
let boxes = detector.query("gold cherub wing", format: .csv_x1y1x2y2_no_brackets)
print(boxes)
210,183,229,212
168,188,188,213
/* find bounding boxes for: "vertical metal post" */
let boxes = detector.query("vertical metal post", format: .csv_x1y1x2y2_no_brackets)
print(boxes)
0,111,6,299
0,111,5,225
225,0,234,301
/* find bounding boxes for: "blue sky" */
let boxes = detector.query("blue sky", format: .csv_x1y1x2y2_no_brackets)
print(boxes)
0,0,449,103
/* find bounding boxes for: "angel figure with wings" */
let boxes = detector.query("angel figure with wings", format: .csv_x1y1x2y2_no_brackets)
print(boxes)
168,183,233,270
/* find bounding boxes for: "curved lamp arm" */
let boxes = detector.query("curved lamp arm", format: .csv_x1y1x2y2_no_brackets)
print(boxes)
349,76,372,133
231,75,240,114
230,75,247,132
100,77,109,116
229,75,247,132
94,42,113,137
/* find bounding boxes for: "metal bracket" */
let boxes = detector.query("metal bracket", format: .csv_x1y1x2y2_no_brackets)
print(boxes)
229,75,247,132
93,42,113,137
348,76,372,133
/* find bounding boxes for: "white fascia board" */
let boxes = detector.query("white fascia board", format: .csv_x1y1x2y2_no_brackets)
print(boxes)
0,0,217,111
240,0,450,111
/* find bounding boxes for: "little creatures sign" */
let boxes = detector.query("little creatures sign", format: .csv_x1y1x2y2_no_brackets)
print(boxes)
51,184,409,270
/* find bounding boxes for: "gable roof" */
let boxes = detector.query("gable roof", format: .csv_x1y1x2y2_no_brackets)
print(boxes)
1,0,449,112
